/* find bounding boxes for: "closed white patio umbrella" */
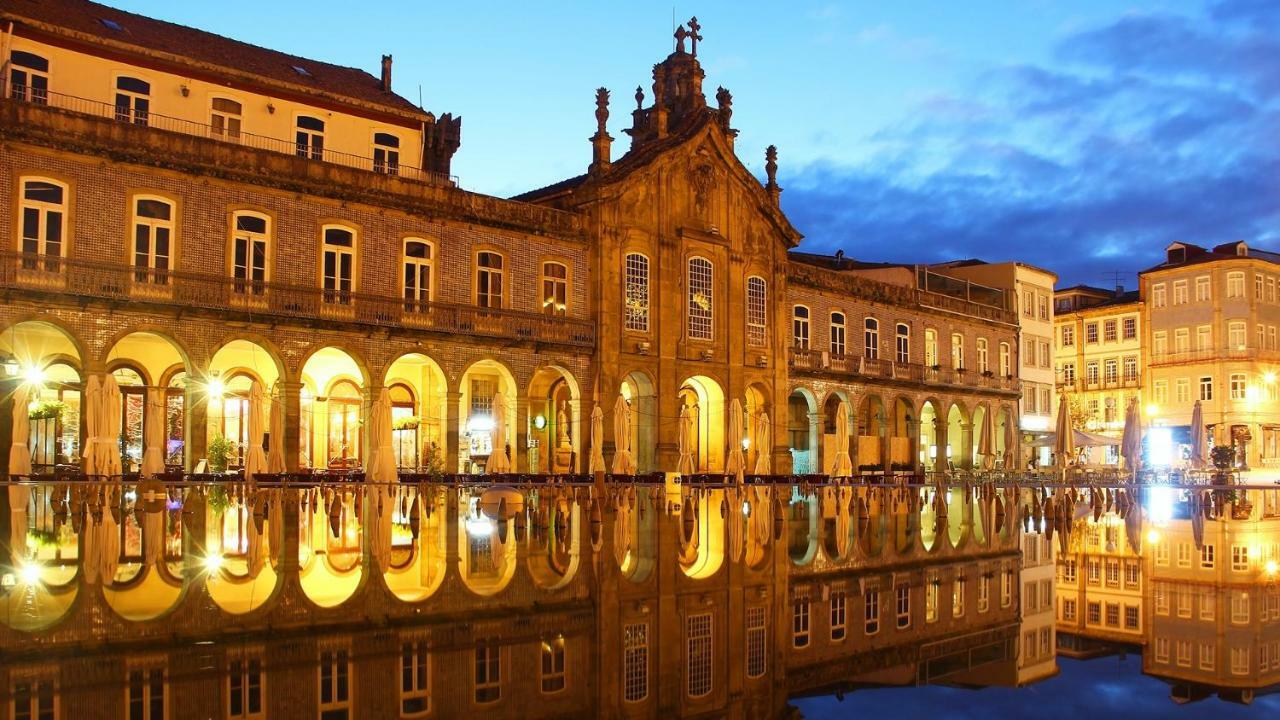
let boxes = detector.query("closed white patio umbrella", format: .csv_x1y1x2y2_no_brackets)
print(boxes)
1002,416,1016,469
831,401,853,479
80,375,103,477
1053,395,1075,471
977,408,994,470
611,394,635,476
266,391,287,474
99,375,123,478
8,386,32,564
487,391,511,474
753,412,771,475
677,405,695,476
1189,401,1206,470
588,404,605,475
365,388,396,485
242,382,268,483
1120,398,1143,476
725,398,745,485
140,387,166,477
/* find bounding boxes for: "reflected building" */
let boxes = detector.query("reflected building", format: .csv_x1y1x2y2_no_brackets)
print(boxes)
1,479,1035,718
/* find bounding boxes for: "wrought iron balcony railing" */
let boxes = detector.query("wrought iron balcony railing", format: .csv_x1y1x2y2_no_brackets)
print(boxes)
0,251,595,348
788,347,1019,392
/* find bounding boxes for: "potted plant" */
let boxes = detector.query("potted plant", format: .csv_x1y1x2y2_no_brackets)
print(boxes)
1210,445,1235,485
208,435,234,474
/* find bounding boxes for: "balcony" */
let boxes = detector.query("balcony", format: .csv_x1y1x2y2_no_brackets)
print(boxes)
0,252,596,348
788,347,1019,393
1150,346,1276,366
2,81,455,186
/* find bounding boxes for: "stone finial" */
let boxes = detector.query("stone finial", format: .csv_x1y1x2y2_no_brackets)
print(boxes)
765,145,781,206
590,88,613,174
594,87,610,135
674,24,688,54
687,16,703,56
716,86,732,128
634,85,644,110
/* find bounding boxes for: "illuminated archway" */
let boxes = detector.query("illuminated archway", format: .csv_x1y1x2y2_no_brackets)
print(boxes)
821,392,851,476
743,383,770,473
383,486,448,602
787,389,818,474
383,353,448,471
0,321,83,474
620,371,657,474
678,375,725,473
457,359,517,473
919,400,940,471
528,366,581,474
298,487,363,608
890,396,915,472
857,394,886,471
208,340,282,468
300,347,365,470
947,402,969,470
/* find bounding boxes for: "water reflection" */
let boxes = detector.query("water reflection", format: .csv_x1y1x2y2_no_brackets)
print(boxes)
1,480,1277,716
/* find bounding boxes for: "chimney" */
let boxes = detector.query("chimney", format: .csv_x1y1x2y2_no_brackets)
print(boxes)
380,54,393,92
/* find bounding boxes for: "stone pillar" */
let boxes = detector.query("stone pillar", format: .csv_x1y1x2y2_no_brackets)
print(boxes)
932,415,947,474
278,381,303,472
186,380,208,472
807,411,822,475
960,420,974,469
445,391,461,474
0,377,18,562
514,396,529,473
362,385,384,472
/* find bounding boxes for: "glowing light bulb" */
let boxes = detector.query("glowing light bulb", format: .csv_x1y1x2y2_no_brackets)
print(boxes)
18,562,41,585
22,365,44,386
203,553,224,573
1267,372,1277,384
1266,560,1278,575
1146,529,1160,545
1145,403,1159,418
207,378,225,398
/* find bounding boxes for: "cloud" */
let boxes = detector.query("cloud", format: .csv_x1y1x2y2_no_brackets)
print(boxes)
782,1,1280,287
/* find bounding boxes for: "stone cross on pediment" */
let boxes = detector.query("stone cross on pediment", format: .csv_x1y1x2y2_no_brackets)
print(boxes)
687,16,702,56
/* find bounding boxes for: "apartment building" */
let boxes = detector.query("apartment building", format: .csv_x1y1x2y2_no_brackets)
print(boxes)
1054,285,1142,463
1142,241,1280,468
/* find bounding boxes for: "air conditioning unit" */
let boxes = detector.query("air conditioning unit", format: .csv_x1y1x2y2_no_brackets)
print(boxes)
636,341,650,355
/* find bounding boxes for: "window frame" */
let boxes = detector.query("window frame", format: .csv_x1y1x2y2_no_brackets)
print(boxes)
8,48,51,104
686,256,714,341
295,114,326,159
17,175,70,264
319,223,358,304
402,236,435,308
746,275,767,347
128,192,178,285
624,252,650,333
863,317,879,360
540,260,570,317
792,305,811,350
474,249,506,309
113,74,152,125
209,95,244,139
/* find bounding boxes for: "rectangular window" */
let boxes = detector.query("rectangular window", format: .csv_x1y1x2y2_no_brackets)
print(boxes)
1229,321,1246,350
830,313,846,356
1123,356,1138,383
322,227,355,305
1231,647,1250,675
1123,317,1136,339
953,577,966,617
127,667,166,720
1104,359,1118,385
864,319,879,360
1232,545,1250,572
793,307,811,350
474,641,501,704
541,262,568,316
11,677,56,720
1087,601,1101,624
1177,640,1192,667
686,613,713,698
1152,283,1166,307
687,258,714,340
233,213,269,295
1001,570,1012,608
229,656,264,719
476,251,505,309
1062,598,1076,621
540,636,566,694
1085,322,1099,344
319,648,351,718
132,197,173,285
1227,271,1245,298
1062,363,1075,385
1200,643,1215,671
1195,275,1211,302
1231,373,1247,400
793,598,811,648
1177,542,1192,568
1201,543,1216,569
896,324,910,364
896,586,911,628
1196,325,1211,351
746,606,767,679
1201,588,1216,620
926,578,939,622
866,590,881,634
830,591,847,641
1103,319,1117,341
1086,362,1099,386
746,277,767,346
400,641,430,717
1061,325,1074,347
1124,560,1139,588
624,254,650,332
623,623,648,702
1231,592,1250,624
951,333,964,369
1153,331,1167,357
1173,280,1188,305
1155,637,1169,663
1200,376,1213,401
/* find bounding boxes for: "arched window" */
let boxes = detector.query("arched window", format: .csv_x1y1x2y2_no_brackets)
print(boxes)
296,115,325,159
925,329,938,367
111,365,147,473
746,276,767,346
896,323,910,364
114,76,150,125
542,261,568,316
830,312,846,357
217,373,256,468
403,238,434,309
18,177,67,271
321,225,355,304
132,196,174,284
327,380,362,464
792,306,810,350
388,382,417,469
687,257,714,340
951,333,965,370
165,371,186,468
976,338,989,373
231,211,269,295
476,251,505,308
373,132,400,175
211,97,242,138
9,50,49,104
864,318,879,360
999,342,1011,377
30,362,81,470
624,253,650,332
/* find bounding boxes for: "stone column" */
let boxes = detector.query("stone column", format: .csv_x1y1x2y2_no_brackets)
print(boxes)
185,379,208,472
0,376,19,561
514,396,529,473
808,410,822,475
960,420,974,469
277,381,303,472
361,385,384,471
445,391,461,474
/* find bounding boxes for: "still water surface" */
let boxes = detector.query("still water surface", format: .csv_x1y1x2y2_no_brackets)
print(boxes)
2,479,1277,718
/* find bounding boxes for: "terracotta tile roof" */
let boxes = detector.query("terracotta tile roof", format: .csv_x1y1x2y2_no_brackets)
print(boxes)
1,0,427,117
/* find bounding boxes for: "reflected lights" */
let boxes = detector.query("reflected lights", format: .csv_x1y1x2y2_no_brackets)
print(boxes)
1146,529,1160,545
18,561,41,585
203,553,224,573
1145,403,1159,418
22,364,44,387
207,378,225,399
467,415,494,434
1266,560,1278,576
465,515,494,537
1147,426,1173,466
1147,486,1175,525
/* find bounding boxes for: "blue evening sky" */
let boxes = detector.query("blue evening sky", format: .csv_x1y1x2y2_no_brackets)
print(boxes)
106,0,1280,287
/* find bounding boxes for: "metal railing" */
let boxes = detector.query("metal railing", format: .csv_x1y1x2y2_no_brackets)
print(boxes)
0,251,596,347
2,80,456,186
788,347,1018,391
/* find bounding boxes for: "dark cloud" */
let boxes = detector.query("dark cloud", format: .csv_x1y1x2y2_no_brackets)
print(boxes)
782,2,1280,287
